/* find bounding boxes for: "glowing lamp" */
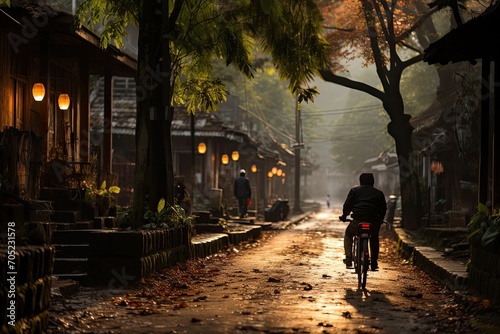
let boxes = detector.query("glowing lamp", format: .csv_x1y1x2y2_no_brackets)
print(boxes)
267,171,273,178
58,94,70,110
277,169,283,176
221,154,229,165
231,151,239,161
251,164,257,173
271,167,277,175
198,142,207,154
32,83,45,101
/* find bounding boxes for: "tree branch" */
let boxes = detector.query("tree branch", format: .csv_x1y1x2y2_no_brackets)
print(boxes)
396,6,439,43
319,68,385,101
322,25,355,32
401,53,424,69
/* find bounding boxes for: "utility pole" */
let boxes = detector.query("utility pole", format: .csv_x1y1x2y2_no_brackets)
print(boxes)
293,97,303,213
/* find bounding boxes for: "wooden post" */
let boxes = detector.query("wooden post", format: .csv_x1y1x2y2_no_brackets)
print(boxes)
103,73,113,177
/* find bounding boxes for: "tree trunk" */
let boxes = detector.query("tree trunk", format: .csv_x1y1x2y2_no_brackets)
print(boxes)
133,0,161,226
387,109,423,230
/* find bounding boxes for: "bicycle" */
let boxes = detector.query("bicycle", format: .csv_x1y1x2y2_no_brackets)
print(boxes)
341,218,372,290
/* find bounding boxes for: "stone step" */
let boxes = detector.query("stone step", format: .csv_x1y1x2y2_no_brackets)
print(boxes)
53,258,88,275
75,221,94,229
52,222,77,231
51,277,81,297
52,229,94,244
94,216,116,228
51,210,82,223
30,209,52,221
52,273,88,285
51,199,86,211
40,187,83,201
194,224,225,234
54,244,89,258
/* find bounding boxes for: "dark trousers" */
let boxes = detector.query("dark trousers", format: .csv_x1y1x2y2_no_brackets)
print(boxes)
344,220,382,261
237,197,248,217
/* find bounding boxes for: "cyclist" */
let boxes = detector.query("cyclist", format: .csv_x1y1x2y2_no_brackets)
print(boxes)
339,173,387,271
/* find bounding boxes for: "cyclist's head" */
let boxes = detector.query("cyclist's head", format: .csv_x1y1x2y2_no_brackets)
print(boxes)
359,173,374,186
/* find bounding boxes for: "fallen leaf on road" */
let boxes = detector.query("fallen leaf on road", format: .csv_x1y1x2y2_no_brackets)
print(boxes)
301,282,313,291
268,277,281,283
342,311,352,318
193,296,207,301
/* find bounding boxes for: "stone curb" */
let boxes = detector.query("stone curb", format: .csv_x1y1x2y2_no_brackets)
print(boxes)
394,227,469,291
191,212,312,258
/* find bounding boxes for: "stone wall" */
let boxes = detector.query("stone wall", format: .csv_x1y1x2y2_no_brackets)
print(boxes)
0,245,55,334
468,246,500,304
87,226,192,287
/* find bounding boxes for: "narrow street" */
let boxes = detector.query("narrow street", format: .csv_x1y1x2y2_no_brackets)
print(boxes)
49,207,495,334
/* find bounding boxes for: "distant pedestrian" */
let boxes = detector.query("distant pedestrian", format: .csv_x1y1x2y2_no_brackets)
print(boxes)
326,194,330,209
234,169,251,218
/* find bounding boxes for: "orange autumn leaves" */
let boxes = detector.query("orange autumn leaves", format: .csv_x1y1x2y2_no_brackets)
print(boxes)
318,0,421,71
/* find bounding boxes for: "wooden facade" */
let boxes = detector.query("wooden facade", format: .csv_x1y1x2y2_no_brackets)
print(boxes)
0,2,136,197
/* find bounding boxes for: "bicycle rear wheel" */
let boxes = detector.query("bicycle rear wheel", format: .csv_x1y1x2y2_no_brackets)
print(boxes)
360,238,369,289
355,238,362,289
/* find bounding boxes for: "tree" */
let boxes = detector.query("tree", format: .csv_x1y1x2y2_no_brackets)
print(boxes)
76,0,330,226
316,0,479,229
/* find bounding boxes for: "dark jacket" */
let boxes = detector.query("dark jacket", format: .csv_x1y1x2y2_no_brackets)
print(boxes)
234,176,251,198
342,185,386,222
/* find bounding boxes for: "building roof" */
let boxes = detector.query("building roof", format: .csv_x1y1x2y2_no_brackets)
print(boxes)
0,0,136,76
424,2,500,65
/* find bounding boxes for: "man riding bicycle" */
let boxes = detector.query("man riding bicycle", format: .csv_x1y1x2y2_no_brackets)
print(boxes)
339,173,387,271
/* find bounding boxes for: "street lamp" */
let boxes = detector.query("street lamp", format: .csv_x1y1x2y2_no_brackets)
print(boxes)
272,166,277,175
198,142,207,154
32,83,45,101
231,151,239,161
251,164,258,216
267,171,273,204
221,154,229,165
58,93,70,110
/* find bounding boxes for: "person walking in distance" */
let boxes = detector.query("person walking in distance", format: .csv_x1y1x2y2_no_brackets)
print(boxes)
234,169,251,218
326,194,330,209
339,173,387,271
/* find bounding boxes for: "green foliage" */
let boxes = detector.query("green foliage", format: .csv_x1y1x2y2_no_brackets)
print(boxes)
75,0,330,113
75,0,139,49
467,203,500,249
143,198,195,228
84,180,120,204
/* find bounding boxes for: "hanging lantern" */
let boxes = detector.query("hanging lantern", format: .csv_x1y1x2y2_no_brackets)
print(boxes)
267,171,273,178
231,150,239,161
221,154,229,165
277,169,283,176
271,167,277,175
198,142,207,154
58,94,70,110
251,164,257,173
32,83,45,101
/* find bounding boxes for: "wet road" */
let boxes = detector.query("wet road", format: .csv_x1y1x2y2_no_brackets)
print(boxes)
49,208,481,333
